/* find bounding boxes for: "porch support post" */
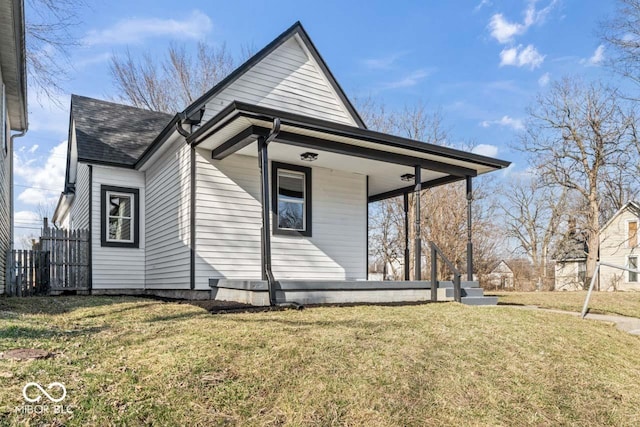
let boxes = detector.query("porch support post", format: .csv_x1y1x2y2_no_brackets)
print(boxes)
258,136,274,303
414,166,422,281
466,176,473,281
403,192,410,281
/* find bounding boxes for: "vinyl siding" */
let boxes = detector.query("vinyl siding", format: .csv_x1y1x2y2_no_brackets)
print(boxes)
202,36,357,126
0,93,9,294
67,163,90,230
91,166,145,289
194,151,366,288
600,208,640,291
145,139,191,289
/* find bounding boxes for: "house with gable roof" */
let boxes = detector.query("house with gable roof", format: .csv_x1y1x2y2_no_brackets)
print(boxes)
53,22,510,305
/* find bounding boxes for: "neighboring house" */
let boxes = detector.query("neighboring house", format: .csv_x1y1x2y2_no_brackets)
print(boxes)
553,224,587,291
0,0,28,294
53,22,509,305
486,260,514,289
599,201,640,291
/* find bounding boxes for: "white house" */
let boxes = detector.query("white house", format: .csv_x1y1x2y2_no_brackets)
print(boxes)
486,260,514,289
53,22,509,305
0,0,28,294
599,201,640,291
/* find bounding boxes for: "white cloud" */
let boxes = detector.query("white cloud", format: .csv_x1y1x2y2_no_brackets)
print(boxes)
489,13,526,44
480,115,525,131
581,44,605,66
83,10,212,46
489,0,558,44
472,144,499,157
500,44,545,69
15,210,40,224
474,0,492,12
362,51,408,70
75,52,112,69
538,72,551,87
382,69,431,89
28,144,39,154
14,141,67,206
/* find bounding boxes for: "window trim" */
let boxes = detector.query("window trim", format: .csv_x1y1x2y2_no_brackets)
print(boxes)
629,255,638,283
100,185,140,248
271,161,312,237
627,219,638,248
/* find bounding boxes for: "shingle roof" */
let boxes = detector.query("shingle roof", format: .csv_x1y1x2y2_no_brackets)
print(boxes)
71,95,173,166
554,232,588,262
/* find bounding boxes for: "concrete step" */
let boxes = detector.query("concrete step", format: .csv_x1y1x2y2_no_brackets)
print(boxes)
445,287,485,298
438,281,480,288
461,296,499,306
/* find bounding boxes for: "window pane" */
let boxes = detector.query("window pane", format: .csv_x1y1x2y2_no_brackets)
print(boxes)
277,170,305,231
278,201,304,230
630,257,638,282
109,195,131,217
278,172,304,202
109,218,131,241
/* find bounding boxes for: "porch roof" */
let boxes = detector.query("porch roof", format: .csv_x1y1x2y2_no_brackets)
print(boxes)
188,101,511,202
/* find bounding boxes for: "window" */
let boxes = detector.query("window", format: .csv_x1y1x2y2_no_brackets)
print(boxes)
272,162,312,236
629,256,638,283
101,185,139,248
629,221,638,248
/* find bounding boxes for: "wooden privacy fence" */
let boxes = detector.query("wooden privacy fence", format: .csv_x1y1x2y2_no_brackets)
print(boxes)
39,227,90,292
6,226,90,296
5,250,50,296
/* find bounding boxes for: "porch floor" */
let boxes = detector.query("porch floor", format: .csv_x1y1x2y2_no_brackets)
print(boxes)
209,279,497,306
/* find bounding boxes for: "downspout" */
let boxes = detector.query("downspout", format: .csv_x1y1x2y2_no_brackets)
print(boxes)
258,118,281,306
10,130,27,251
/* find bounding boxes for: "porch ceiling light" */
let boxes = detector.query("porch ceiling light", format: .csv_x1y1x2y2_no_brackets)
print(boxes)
400,173,415,182
300,152,318,162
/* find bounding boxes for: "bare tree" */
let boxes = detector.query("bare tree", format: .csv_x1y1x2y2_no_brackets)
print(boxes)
110,41,235,113
522,77,638,284
601,0,640,97
363,99,501,281
501,178,567,289
26,0,86,99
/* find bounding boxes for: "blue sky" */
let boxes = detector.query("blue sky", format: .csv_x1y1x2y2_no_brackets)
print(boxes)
13,0,620,244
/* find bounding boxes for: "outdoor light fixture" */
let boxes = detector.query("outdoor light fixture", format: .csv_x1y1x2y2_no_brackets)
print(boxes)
300,152,318,162
400,173,415,182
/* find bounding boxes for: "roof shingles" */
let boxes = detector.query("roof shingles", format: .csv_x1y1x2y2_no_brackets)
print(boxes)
72,95,173,167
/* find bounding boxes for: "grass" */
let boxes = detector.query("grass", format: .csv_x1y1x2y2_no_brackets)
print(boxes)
0,296,639,426
492,291,640,318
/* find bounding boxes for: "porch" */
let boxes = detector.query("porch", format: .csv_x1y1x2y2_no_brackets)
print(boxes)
209,278,497,306
183,101,509,306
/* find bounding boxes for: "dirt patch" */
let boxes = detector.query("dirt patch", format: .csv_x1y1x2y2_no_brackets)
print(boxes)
0,348,53,360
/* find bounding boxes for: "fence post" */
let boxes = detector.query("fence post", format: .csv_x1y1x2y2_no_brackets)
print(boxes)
5,250,12,296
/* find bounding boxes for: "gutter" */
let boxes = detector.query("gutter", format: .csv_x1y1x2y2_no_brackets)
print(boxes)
10,130,27,250
258,118,280,306
257,119,302,310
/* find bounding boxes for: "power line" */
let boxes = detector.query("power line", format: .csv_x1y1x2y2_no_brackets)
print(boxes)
14,184,61,192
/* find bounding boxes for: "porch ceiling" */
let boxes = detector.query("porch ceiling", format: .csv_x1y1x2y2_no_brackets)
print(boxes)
189,101,511,201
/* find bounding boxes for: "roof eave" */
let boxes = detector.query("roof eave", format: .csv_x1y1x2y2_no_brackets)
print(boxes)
188,101,512,170
1,0,28,130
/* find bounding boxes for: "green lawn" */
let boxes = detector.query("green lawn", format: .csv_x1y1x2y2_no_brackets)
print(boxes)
1,296,640,426
492,291,640,318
